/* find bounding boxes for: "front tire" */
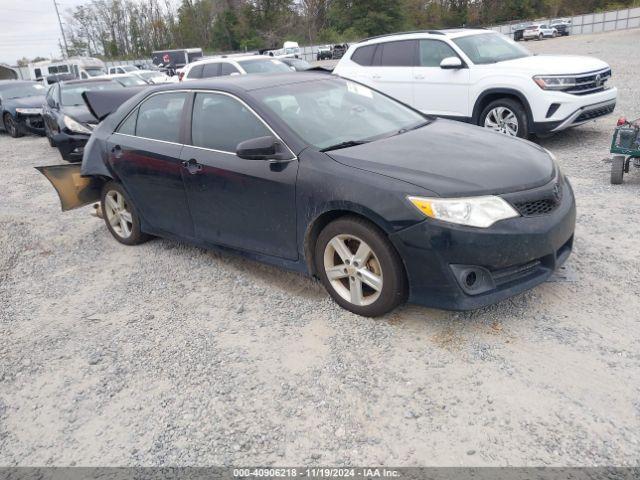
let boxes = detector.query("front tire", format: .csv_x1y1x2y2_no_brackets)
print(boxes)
611,155,625,185
101,181,150,245
315,216,407,317
44,123,56,147
480,98,529,138
3,113,23,138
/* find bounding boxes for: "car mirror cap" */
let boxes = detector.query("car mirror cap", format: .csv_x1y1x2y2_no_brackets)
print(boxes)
440,57,463,69
236,136,279,160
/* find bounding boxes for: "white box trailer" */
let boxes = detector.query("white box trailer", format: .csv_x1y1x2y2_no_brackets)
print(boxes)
28,57,106,85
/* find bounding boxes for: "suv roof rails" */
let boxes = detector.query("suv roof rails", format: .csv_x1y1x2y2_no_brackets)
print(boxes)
360,30,445,42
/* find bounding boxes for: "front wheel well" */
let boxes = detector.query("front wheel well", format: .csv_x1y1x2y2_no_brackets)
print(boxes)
304,210,392,277
473,91,532,128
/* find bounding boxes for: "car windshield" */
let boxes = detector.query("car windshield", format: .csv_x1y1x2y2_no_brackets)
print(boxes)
255,78,428,150
1,83,45,99
139,71,164,80
121,66,138,72
60,81,123,106
85,67,106,77
238,59,292,74
116,75,147,86
286,59,312,71
453,33,530,65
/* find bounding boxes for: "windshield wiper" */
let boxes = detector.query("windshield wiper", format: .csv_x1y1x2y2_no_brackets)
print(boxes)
320,140,369,152
396,121,430,135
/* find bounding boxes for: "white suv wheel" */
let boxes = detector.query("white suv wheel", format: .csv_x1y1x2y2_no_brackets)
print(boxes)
484,106,519,137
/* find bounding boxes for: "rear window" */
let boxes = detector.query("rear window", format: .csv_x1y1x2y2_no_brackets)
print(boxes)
220,63,239,76
187,64,204,79
202,62,221,78
378,40,416,67
351,45,377,66
135,92,187,143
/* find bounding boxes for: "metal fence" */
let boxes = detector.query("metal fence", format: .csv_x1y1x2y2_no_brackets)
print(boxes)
490,6,640,38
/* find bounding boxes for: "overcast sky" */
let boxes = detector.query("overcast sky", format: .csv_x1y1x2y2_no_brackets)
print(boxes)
0,0,179,65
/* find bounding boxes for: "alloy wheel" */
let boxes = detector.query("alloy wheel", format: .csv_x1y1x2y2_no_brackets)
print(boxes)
323,234,383,307
104,190,133,239
484,106,519,136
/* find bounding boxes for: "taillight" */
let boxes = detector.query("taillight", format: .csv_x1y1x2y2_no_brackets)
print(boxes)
178,71,185,82
617,117,627,126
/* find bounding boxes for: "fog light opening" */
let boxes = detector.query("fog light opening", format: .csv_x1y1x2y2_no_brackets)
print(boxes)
465,271,478,288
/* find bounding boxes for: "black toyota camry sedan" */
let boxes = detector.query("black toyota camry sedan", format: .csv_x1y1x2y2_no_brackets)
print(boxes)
39,73,575,316
42,78,123,161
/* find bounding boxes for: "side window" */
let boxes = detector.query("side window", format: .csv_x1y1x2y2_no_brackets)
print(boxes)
117,108,138,135
117,67,124,74
202,62,221,78
351,45,377,66
418,40,460,67
220,63,239,76
135,92,187,143
187,64,204,79
35,68,42,79
191,93,271,152
379,40,416,67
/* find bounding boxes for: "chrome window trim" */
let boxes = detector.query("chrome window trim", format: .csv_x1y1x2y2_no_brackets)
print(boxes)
114,88,296,160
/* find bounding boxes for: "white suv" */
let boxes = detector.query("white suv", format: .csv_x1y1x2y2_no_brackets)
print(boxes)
180,55,291,81
333,29,617,138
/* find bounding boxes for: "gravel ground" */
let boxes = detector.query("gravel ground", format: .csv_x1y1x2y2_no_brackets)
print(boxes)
1,29,639,467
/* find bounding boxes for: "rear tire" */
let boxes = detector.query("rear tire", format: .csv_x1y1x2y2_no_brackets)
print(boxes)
611,155,625,185
101,181,150,245
538,33,543,40
315,216,407,317
3,113,23,138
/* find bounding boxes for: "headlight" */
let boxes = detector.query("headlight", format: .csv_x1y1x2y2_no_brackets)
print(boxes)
533,75,576,91
63,115,91,134
15,108,42,115
408,195,519,228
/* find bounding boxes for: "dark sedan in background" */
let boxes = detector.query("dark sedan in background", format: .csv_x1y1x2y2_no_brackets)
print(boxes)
42,78,123,161
0,80,46,138
38,73,575,317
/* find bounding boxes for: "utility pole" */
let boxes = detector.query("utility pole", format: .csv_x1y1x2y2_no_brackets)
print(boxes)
53,0,69,58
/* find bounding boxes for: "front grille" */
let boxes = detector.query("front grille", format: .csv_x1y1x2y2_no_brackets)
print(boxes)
566,68,611,96
515,199,559,216
575,103,615,123
512,180,563,217
26,117,44,129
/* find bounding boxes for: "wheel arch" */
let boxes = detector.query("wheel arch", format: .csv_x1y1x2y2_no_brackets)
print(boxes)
303,206,395,277
472,88,534,131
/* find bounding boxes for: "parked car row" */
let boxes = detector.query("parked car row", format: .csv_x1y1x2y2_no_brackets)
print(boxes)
513,18,571,41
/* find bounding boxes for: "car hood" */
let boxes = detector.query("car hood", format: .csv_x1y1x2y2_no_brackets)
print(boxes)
500,54,609,75
8,95,45,109
61,105,96,124
326,119,555,197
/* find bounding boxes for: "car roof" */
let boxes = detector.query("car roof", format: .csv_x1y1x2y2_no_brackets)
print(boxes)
153,71,333,94
356,28,494,45
60,78,119,86
187,55,279,68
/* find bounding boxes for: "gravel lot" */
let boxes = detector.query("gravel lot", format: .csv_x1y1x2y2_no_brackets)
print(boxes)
1,29,639,467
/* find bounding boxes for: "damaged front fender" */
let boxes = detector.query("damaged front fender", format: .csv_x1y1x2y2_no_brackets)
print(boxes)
35,164,104,211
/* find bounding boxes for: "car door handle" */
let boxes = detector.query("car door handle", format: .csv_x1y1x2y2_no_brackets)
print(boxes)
181,158,203,174
372,74,381,80
111,145,122,159
414,74,425,80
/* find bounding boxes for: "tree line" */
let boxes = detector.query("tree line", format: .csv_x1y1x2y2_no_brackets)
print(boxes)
60,0,640,59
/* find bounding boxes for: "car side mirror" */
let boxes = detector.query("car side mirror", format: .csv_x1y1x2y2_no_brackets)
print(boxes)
440,57,463,69
236,136,289,161
46,96,57,108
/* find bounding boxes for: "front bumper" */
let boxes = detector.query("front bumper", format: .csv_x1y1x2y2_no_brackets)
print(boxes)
53,132,90,162
389,179,576,310
15,114,45,135
532,87,617,134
